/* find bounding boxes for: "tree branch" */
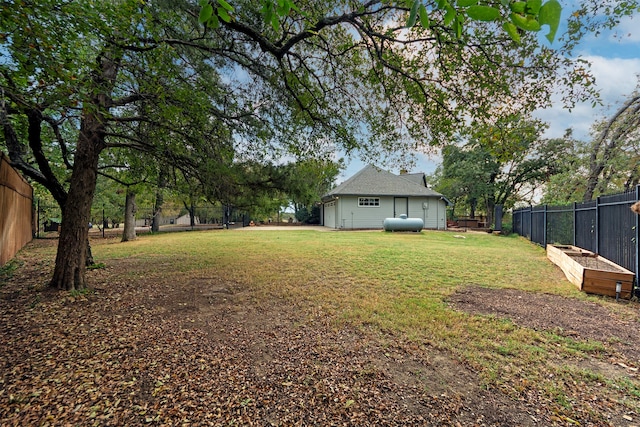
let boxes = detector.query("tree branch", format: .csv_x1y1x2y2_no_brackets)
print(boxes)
42,115,74,170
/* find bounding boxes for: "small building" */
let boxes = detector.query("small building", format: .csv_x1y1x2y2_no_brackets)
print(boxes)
175,213,200,226
321,164,451,230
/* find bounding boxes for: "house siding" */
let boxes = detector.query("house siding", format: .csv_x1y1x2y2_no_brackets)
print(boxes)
321,165,450,230
412,198,447,229
334,196,392,229
326,196,447,230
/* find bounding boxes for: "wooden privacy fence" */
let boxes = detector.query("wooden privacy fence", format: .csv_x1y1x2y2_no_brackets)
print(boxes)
0,152,34,266
513,185,640,294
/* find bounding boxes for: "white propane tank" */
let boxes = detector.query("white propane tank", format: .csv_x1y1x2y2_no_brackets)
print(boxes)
383,214,424,232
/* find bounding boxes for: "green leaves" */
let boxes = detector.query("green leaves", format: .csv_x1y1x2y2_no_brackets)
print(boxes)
198,3,213,23
403,0,562,44
259,0,303,32
503,22,520,43
510,12,541,31
198,0,235,28
406,0,420,28
194,0,559,44
217,7,231,23
418,4,430,27
510,2,526,14
443,5,456,26
509,0,561,43
526,0,542,14
539,0,561,43
198,0,563,44
466,6,500,22
217,0,234,12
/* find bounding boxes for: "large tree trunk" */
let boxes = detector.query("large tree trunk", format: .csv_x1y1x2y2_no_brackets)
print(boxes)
151,196,162,232
184,200,196,229
485,199,495,229
50,49,119,290
469,198,477,219
8,108,96,267
152,169,166,232
50,117,102,290
122,189,137,242
190,203,196,228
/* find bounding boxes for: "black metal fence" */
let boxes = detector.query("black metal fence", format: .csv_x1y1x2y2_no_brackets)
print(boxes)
36,202,62,237
35,202,250,236
513,185,640,291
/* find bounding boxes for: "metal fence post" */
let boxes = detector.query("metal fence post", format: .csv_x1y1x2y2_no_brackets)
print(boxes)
572,202,577,247
543,204,548,248
595,196,600,255
529,205,532,241
633,185,640,294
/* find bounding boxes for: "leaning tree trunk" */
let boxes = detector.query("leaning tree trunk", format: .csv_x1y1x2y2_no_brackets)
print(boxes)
122,189,137,242
50,119,103,290
184,200,196,228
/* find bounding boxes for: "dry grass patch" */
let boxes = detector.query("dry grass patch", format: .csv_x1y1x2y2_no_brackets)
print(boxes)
1,229,639,425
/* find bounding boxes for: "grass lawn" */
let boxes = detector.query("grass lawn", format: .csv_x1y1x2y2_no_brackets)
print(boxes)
2,228,639,425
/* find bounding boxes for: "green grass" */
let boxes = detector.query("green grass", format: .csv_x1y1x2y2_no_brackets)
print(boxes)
93,230,577,357
88,229,639,416
94,230,576,319
0,259,24,285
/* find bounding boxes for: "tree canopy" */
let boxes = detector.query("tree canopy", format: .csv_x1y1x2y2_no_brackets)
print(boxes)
432,114,551,224
540,87,640,204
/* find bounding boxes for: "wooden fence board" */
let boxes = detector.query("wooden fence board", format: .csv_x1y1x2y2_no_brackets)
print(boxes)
0,153,34,265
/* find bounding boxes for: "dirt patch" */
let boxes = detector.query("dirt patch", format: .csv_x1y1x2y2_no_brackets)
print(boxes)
1,241,544,426
2,240,639,426
448,285,640,361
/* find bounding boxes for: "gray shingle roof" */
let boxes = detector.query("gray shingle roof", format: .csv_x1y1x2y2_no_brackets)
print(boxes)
401,172,426,187
322,164,447,201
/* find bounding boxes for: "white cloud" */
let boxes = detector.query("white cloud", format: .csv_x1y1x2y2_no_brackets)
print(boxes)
609,15,640,44
583,55,640,104
535,55,640,140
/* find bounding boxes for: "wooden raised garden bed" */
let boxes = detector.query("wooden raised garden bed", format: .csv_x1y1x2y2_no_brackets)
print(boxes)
546,245,635,299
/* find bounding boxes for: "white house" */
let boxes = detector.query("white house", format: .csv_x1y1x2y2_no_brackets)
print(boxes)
321,164,451,230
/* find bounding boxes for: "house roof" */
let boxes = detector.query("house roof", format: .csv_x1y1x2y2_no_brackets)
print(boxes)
322,164,449,202
400,172,426,187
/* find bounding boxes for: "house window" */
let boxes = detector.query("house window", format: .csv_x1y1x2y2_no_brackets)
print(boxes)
358,197,380,207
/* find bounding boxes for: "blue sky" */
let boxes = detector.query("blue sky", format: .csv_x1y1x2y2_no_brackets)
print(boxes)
338,7,640,182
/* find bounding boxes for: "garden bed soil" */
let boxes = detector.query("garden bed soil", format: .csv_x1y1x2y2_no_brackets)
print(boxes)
569,255,627,272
